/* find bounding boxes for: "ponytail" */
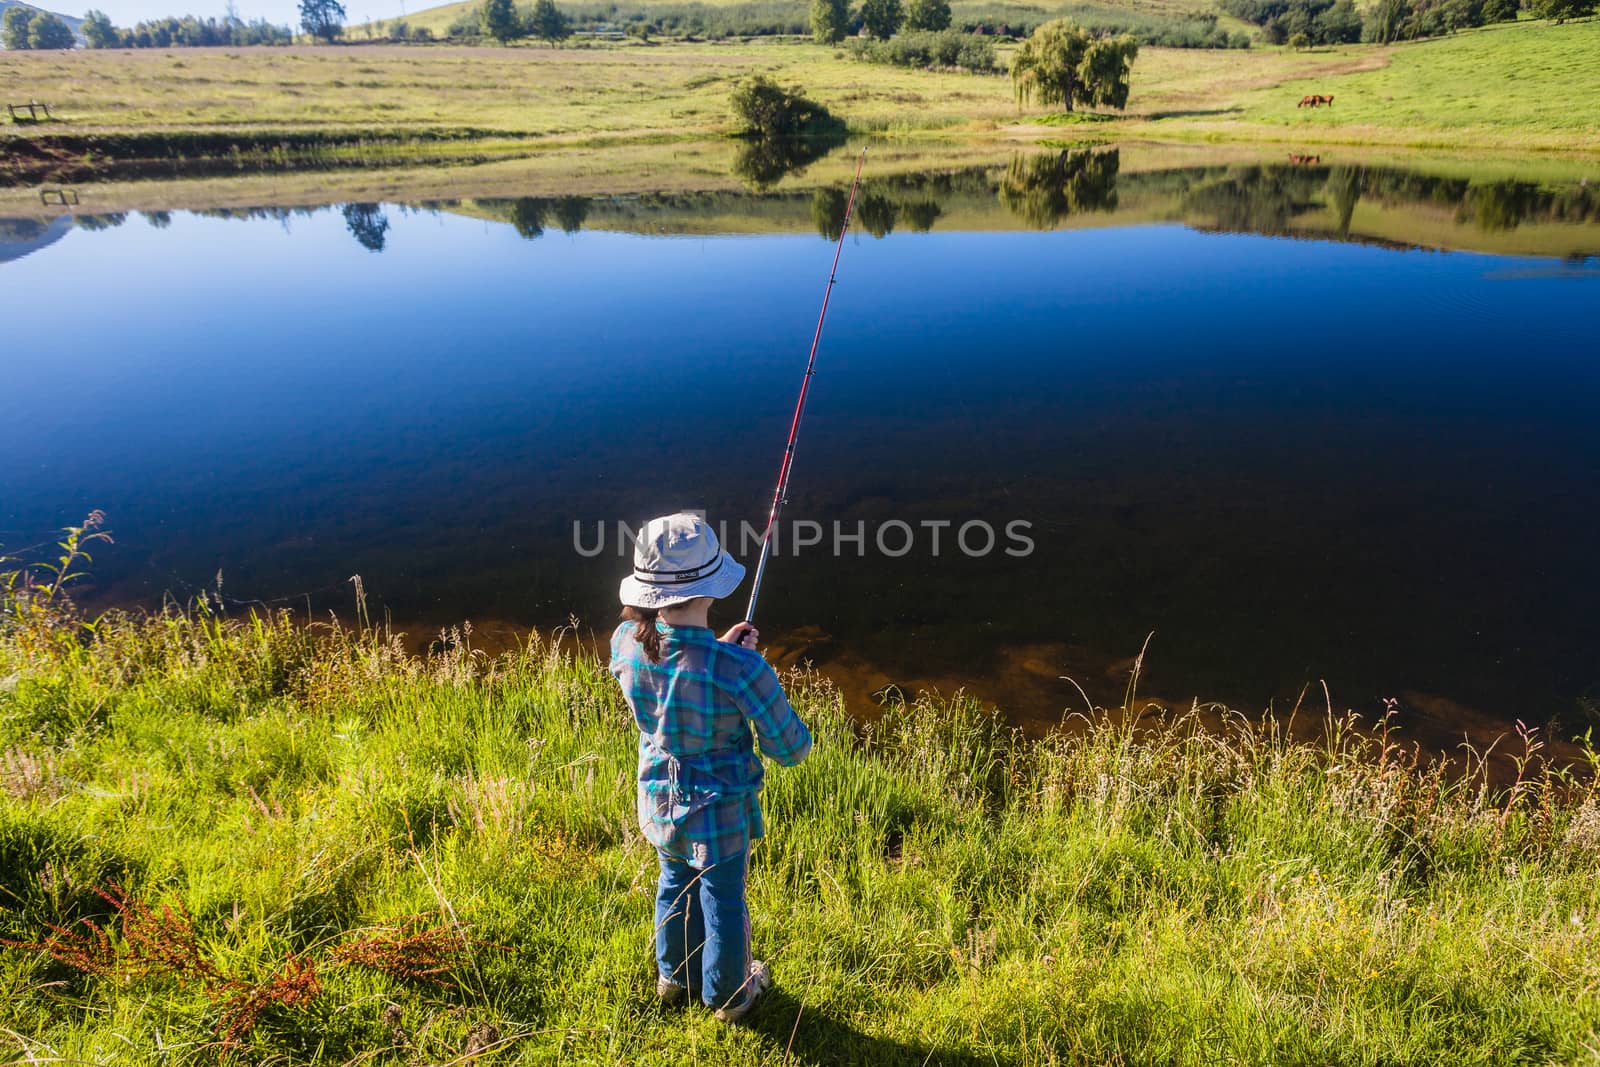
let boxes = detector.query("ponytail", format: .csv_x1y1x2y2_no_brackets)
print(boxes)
621,605,663,662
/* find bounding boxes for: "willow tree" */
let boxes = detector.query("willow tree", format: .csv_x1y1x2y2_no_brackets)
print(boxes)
1011,20,1139,113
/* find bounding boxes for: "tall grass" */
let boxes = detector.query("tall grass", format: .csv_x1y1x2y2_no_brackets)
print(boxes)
2,606,1597,1063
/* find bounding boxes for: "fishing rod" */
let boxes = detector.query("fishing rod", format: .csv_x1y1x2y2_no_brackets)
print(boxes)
744,146,867,627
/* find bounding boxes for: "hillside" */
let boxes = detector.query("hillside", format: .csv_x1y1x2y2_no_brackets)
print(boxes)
365,0,1247,41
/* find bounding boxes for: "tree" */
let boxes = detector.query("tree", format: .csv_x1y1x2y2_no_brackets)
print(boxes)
1362,0,1408,40
527,0,570,45
1530,0,1594,20
1480,0,1519,20
480,0,521,41
810,0,848,42
860,0,902,36
1011,19,1139,113
299,0,345,41
1288,28,1310,45
905,0,950,30
27,11,76,48
2,6,32,48
83,9,117,46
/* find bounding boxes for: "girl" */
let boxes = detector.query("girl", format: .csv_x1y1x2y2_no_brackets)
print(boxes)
610,512,812,1022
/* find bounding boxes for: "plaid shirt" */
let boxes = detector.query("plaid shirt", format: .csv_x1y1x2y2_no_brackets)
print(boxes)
610,621,812,868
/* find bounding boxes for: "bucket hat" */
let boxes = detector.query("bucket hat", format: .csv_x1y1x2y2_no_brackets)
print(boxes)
619,512,746,609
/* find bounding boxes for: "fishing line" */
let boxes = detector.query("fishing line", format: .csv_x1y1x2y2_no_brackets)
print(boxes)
744,147,867,627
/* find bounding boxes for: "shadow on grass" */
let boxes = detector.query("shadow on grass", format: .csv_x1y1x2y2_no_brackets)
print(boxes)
746,988,1012,1066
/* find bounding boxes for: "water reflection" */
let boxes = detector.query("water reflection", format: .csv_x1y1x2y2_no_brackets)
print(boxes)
8,159,1594,261
341,203,390,252
731,130,846,191
1178,163,1600,244
999,148,1121,227
2,155,1597,737
484,196,591,239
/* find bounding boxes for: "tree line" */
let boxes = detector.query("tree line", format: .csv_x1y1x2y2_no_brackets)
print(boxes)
80,9,292,47
1220,0,1588,44
71,0,349,47
2,6,76,49
476,0,572,43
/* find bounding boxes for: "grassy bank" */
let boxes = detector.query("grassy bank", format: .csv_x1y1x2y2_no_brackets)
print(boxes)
2,609,1598,1064
2,18,1597,185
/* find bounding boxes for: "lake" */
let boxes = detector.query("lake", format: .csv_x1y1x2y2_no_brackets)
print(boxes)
3,143,1597,737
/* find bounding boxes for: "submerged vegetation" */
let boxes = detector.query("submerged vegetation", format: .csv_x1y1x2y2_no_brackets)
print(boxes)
1,523,1599,1062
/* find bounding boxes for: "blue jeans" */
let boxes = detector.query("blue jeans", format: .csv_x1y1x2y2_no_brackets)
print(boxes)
655,849,749,1009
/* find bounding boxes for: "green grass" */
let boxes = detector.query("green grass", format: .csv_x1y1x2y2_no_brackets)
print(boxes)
1217,19,1600,149
4,18,1600,171
2,608,1598,1064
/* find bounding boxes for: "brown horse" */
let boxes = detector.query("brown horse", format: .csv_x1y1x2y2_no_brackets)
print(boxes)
1288,153,1321,165
1298,94,1335,108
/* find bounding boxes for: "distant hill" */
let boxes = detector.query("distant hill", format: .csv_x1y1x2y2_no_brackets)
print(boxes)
0,0,86,43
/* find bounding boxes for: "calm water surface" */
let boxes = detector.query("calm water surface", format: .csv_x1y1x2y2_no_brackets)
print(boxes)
4,152,1598,729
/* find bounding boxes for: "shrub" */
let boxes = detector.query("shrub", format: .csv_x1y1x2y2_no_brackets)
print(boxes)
565,0,811,36
955,4,1249,47
728,76,831,137
849,29,997,70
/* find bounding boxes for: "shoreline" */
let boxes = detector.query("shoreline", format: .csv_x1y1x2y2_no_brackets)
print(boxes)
3,20,1598,188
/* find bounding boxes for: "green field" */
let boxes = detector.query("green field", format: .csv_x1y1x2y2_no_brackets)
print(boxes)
2,608,1597,1064
2,16,1598,182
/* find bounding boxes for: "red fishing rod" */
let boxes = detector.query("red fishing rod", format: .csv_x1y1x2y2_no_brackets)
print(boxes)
745,146,867,626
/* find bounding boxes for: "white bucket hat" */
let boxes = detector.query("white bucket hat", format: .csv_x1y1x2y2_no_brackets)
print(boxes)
619,512,747,609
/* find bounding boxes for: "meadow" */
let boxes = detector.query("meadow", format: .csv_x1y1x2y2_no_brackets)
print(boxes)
2,603,1598,1064
2,16,1597,184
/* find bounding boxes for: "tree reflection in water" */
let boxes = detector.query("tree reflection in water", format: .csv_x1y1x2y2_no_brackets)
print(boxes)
998,148,1120,228
341,203,389,252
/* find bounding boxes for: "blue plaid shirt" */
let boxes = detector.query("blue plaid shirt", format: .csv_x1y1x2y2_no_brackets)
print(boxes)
610,621,812,868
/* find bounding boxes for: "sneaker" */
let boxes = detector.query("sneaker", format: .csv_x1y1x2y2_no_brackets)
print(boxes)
656,976,689,1007
712,960,772,1024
